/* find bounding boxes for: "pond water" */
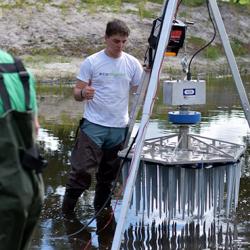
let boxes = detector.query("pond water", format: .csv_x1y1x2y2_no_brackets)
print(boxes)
31,75,250,250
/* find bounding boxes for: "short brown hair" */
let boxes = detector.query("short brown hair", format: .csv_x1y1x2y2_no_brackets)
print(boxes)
105,19,130,37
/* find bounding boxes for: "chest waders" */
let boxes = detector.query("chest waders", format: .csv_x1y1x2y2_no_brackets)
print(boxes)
0,58,45,250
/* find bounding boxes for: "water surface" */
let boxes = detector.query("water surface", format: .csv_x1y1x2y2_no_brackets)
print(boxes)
31,75,250,249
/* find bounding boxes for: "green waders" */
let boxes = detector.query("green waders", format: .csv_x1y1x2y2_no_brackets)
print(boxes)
0,58,45,250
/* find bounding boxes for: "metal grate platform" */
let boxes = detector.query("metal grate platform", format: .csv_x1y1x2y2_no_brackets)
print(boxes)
119,133,246,166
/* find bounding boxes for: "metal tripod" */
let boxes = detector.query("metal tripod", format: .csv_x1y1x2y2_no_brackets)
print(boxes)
111,1,250,249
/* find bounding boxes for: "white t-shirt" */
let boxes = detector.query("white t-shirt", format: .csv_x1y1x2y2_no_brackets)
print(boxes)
77,50,143,128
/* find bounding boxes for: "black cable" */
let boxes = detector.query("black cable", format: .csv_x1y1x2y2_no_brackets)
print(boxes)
66,131,139,237
187,0,217,80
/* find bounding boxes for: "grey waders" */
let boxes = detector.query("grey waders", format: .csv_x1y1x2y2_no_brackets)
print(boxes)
0,58,45,250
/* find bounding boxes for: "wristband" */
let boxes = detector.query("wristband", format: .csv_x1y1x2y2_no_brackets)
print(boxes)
80,88,85,99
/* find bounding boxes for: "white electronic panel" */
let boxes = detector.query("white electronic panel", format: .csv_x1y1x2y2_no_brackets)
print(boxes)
163,80,206,105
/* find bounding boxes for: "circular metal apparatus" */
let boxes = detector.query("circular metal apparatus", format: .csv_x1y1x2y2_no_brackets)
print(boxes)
120,78,246,166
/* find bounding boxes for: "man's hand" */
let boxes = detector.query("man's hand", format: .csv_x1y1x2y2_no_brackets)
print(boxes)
74,80,95,101
81,85,95,100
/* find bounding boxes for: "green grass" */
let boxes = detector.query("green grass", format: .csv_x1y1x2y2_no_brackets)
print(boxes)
182,0,204,7
1,0,249,9
123,0,163,3
187,36,249,60
204,45,223,60
231,38,249,56
22,54,71,65
187,36,207,47
0,0,159,18
229,0,250,4
138,1,157,19
36,84,73,97
84,0,122,11
122,0,143,3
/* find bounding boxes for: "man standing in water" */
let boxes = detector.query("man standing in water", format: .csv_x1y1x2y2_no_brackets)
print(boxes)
0,49,44,250
62,19,143,217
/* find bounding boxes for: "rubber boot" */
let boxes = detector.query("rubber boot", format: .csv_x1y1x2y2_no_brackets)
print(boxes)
94,183,112,212
96,206,116,248
62,188,83,219
64,216,91,248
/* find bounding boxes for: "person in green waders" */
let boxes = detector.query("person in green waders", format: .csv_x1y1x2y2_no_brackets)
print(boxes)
0,49,45,250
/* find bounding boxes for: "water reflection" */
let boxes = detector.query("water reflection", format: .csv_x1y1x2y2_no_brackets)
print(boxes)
121,161,242,249
33,195,117,250
122,220,238,250
38,128,61,152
